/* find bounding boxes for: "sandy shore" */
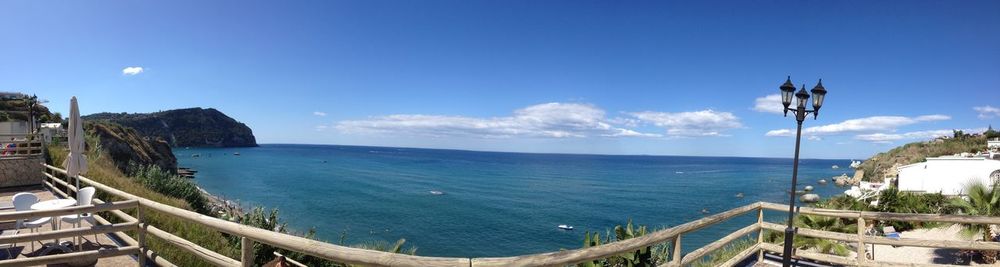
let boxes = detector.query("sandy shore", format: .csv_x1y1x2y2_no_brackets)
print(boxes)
868,224,988,265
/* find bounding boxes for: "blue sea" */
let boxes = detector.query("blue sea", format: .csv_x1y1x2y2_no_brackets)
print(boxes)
175,144,850,258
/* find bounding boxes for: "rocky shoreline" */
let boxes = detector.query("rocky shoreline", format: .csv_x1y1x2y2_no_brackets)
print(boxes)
198,186,245,221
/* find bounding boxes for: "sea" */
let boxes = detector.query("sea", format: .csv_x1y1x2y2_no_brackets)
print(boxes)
175,144,851,258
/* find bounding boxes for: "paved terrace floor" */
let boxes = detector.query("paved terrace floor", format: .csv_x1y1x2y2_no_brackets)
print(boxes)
0,185,136,267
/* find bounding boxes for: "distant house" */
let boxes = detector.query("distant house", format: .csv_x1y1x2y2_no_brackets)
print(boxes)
897,156,1000,195
989,137,1000,151
39,122,65,143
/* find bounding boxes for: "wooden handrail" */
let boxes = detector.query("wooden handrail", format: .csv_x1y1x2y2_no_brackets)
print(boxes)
0,200,137,221
472,203,761,266
680,223,759,265
45,164,470,267
0,246,141,267
38,163,1000,267
0,222,137,244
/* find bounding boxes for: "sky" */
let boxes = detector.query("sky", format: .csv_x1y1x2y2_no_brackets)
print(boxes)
2,1,999,159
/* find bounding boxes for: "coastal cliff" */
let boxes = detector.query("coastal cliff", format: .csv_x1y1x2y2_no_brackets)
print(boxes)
84,108,257,147
85,121,178,173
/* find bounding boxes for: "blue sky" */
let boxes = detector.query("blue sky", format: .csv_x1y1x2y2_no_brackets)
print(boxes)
2,1,999,159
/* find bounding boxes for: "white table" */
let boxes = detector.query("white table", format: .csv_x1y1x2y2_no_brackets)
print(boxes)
30,199,77,254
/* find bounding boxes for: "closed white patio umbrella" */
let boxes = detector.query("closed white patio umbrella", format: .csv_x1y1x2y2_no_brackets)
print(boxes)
63,96,87,193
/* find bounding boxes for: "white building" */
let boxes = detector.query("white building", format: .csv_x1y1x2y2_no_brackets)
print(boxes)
0,121,30,136
897,156,1000,195
989,138,1000,151
39,123,65,143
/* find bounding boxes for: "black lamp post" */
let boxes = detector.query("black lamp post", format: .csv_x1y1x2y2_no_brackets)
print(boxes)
778,76,827,267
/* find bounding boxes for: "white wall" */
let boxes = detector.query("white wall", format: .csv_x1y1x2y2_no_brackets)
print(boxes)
0,121,30,136
898,157,1000,195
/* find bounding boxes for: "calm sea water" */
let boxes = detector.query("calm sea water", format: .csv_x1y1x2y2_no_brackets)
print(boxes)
175,144,850,257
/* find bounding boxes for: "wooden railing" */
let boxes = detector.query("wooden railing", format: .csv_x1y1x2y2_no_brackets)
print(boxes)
0,134,44,158
0,199,140,267
25,163,1000,267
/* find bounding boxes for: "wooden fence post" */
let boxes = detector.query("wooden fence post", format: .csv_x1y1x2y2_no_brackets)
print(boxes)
242,237,254,267
757,207,765,263
671,234,682,266
138,204,146,267
856,217,866,265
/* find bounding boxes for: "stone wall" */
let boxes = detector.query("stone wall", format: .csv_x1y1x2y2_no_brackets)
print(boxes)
0,156,44,188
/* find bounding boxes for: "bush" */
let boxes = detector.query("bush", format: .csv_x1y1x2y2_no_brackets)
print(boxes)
127,163,210,214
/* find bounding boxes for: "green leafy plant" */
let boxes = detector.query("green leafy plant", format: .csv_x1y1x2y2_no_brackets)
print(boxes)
577,219,670,267
949,181,1000,264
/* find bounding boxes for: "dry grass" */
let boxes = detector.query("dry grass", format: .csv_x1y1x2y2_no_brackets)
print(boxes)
48,146,239,267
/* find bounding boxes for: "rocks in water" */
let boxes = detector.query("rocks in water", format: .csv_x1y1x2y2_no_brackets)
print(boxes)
804,185,814,192
800,193,820,203
818,179,827,185
835,178,847,186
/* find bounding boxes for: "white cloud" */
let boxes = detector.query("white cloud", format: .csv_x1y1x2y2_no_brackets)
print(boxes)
974,106,1000,119
628,109,743,137
122,66,144,76
765,114,950,137
336,103,662,138
313,111,327,117
855,129,955,143
752,94,784,114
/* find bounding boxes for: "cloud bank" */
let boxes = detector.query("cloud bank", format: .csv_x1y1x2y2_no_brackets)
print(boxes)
336,103,743,138
752,94,784,114
765,114,952,143
974,105,1000,119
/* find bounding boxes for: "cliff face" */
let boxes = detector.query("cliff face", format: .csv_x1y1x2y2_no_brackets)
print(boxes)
84,108,257,147
85,122,178,173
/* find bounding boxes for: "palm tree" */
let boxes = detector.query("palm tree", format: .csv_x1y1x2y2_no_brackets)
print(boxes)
949,181,1000,264
765,214,856,256
949,181,1000,241
793,215,856,256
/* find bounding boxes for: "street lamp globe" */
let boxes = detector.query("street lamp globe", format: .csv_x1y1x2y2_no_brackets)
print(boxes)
795,85,810,109
779,76,796,115
810,79,827,119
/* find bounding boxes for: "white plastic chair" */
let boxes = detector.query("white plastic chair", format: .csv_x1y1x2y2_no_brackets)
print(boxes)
61,187,98,250
12,192,52,252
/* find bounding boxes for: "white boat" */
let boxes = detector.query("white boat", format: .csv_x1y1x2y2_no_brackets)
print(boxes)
832,165,840,169
429,190,444,195
557,224,574,230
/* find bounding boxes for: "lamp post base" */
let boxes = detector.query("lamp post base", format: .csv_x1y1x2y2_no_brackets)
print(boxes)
782,226,796,266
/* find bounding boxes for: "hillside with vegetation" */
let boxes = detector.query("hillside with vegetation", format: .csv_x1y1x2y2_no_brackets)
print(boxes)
859,128,998,182
83,108,257,147
0,93,59,123
85,121,178,173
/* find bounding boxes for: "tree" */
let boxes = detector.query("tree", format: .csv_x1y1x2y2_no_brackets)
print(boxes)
949,181,1000,263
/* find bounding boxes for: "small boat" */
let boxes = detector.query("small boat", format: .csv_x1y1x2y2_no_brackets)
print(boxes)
429,190,444,195
557,225,574,230
192,154,200,158
832,165,840,169
735,193,744,198
233,152,241,156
